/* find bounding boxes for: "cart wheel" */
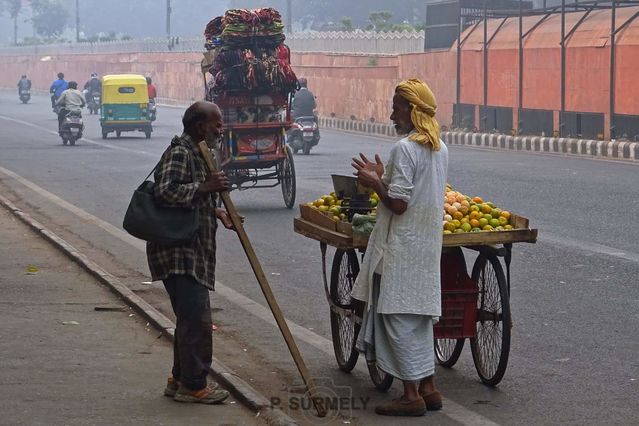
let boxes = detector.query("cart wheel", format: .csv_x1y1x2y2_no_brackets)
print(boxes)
279,146,296,209
62,138,68,146
116,130,121,138
101,131,108,139
70,138,76,146
330,249,360,373
367,362,394,392
434,338,465,368
470,253,511,386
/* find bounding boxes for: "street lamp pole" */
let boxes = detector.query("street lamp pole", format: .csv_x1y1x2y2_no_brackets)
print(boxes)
75,0,80,42
166,0,172,39
286,0,292,33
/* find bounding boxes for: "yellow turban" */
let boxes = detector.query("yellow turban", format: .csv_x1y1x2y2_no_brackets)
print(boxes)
395,78,441,151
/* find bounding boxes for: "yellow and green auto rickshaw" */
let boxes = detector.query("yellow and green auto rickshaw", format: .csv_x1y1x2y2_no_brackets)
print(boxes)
100,74,153,139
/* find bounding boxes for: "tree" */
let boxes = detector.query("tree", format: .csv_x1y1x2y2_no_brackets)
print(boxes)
340,16,353,32
32,0,69,39
3,0,21,45
366,11,393,32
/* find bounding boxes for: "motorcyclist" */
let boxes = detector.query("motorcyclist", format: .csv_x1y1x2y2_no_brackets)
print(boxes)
17,75,32,95
146,76,157,101
291,77,320,144
55,81,86,133
83,72,102,97
291,78,317,119
50,72,68,109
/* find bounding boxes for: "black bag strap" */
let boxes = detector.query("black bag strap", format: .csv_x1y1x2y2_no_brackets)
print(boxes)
142,142,199,184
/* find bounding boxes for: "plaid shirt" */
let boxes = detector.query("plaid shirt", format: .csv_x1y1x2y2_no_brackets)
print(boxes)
146,134,218,290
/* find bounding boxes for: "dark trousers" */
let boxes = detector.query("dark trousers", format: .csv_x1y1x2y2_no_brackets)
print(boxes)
163,274,212,391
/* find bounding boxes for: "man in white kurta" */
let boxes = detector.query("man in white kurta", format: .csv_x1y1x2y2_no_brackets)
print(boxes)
351,78,448,417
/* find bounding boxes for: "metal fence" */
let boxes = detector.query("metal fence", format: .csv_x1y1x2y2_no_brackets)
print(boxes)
0,31,425,56
286,30,425,54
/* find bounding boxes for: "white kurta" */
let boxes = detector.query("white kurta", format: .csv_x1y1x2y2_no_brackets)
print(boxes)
351,135,448,316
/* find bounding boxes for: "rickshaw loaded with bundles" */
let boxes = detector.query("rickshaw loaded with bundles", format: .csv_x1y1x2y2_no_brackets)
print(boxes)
200,7,299,208
100,74,153,139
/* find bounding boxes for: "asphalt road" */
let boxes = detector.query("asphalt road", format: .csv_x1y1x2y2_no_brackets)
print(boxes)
0,92,638,425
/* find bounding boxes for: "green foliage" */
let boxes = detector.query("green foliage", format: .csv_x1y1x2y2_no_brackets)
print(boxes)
32,0,69,38
340,16,353,32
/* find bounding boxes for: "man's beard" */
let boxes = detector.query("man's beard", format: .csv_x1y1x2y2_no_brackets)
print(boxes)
204,134,220,149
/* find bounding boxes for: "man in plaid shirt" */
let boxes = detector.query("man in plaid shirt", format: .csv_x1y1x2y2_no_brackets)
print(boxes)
147,101,234,404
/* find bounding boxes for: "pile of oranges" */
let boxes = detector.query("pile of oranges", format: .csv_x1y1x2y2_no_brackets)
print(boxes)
443,186,512,234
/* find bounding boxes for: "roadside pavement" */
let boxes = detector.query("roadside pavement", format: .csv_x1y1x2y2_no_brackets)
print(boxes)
0,206,263,426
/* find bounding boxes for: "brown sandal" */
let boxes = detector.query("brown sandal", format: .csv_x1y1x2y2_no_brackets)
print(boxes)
375,397,426,416
421,390,443,411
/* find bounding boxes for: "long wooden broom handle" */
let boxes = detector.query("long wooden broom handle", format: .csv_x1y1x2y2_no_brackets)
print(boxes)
197,141,326,418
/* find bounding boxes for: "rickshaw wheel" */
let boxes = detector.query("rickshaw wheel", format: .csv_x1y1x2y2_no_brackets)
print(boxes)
279,146,296,209
330,249,360,373
367,362,394,392
435,338,465,368
470,253,511,386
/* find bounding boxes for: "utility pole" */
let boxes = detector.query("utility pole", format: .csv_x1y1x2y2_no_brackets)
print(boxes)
75,0,80,42
286,0,292,33
166,0,172,39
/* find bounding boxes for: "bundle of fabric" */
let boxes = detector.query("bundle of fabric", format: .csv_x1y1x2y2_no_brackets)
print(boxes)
204,8,285,50
210,44,298,95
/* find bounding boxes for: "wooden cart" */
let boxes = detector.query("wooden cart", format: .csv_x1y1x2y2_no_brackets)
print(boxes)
294,214,537,389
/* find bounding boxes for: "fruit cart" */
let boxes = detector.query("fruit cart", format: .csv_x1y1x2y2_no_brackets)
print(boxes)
293,203,537,389
212,91,296,209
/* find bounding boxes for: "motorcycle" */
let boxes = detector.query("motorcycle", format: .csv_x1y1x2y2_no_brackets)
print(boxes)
287,116,320,155
19,89,31,104
52,95,62,115
59,110,84,146
148,98,157,121
86,91,101,115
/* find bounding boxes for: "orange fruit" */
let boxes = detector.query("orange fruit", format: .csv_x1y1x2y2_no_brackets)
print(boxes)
472,196,483,203
469,211,481,220
453,211,464,221
498,216,509,226
489,218,500,228
444,221,456,232
490,209,501,218
452,219,461,228
504,224,513,230
481,204,492,214
478,218,489,228
443,230,453,234
471,227,481,232
483,214,493,221
470,219,480,228
470,205,480,212
454,228,465,234
460,217,470,224
482,225,494,231
501,211,511,220
461,222,472,232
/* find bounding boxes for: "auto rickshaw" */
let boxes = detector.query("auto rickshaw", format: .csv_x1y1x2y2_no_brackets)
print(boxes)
100,74,153,139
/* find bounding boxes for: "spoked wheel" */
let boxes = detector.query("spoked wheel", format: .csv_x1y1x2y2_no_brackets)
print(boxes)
470,252,511,386
279,146,296,209
367,362,394,392
330,249,360,373
435,338,465,368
